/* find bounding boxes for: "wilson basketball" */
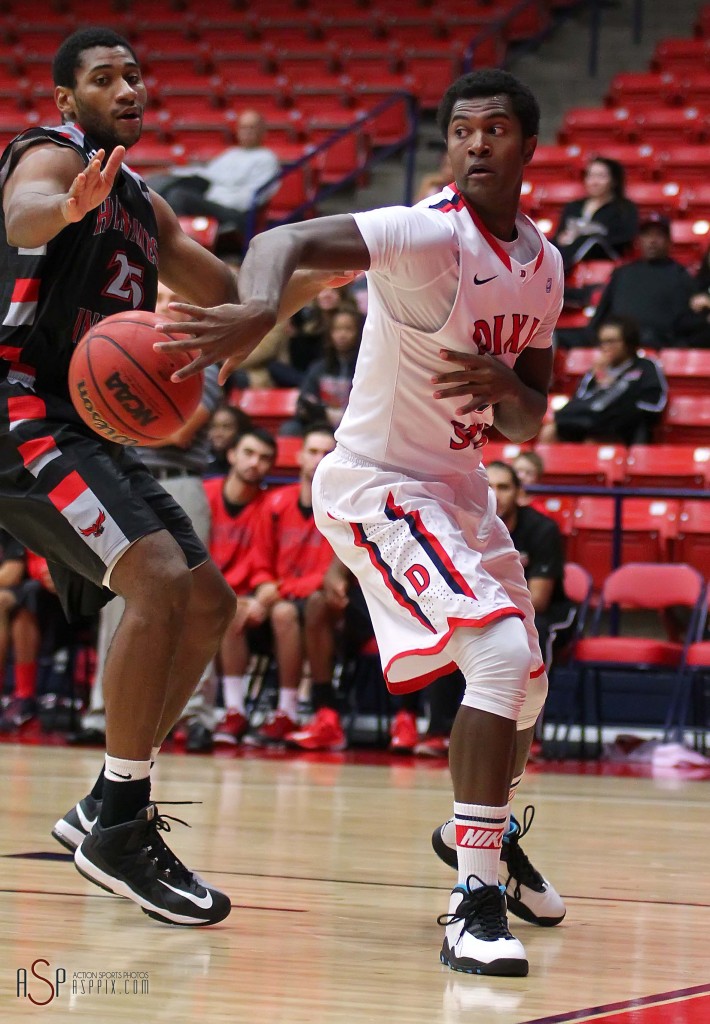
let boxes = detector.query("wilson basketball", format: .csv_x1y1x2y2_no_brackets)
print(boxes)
68,310,203,446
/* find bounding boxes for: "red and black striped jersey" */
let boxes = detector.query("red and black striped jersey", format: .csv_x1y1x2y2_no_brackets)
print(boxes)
0,122,158,401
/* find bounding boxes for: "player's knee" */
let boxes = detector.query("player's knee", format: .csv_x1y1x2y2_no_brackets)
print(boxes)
517,669,548,730
305,588,328,625
270,600,299,632
455,617,531,721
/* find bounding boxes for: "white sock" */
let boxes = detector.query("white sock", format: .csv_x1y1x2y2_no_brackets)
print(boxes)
222,674,248,715
454,801,508,888
104,754,151,783
278,689,298,720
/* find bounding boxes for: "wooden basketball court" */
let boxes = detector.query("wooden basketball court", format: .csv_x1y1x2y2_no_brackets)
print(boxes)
1,743,709,1022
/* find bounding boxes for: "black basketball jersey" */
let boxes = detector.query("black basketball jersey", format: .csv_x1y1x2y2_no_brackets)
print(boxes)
0,122,159,401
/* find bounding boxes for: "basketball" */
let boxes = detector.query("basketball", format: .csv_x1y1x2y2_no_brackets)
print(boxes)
68,310,204,446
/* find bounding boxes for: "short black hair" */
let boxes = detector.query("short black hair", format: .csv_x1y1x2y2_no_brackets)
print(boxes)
436,69,540,140
487,460,521,489
52,28,138,88
303,421,335,442
235,426,277,453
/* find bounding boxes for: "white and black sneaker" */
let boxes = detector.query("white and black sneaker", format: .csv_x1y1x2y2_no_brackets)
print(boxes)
52,795,101,853
74,804,231,927
432,805,566,927
438,876,528,977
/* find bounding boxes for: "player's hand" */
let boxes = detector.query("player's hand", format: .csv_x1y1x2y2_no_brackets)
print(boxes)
432,350,518,416
61,147,125,223
154,300,277,384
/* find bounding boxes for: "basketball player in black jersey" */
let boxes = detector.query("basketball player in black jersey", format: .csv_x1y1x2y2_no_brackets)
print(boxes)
0,27,335,927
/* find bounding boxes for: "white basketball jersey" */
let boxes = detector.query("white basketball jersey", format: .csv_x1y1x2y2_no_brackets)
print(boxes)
336,185,564,477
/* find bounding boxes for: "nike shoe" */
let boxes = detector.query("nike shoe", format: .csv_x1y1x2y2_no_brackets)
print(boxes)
242,710,298,747
52,794,101,853
0,696,37,733
414,735,449,758
214,710,250,747
389,710,418,753
438,876,528,976
286,707,346,752
74,803,231,926
431,806,566,927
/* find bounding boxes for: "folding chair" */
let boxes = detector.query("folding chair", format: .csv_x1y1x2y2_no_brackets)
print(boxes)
562,563,705,757
667,590,710,753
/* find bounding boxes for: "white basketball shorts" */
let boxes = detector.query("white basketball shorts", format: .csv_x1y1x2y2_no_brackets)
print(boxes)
313,445,544,694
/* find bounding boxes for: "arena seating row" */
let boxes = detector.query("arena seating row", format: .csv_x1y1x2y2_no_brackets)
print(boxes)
554,345,710,396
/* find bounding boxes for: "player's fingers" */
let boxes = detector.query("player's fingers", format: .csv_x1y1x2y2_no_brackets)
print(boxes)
218,356,240,387
155,322,203,339
439,348,484,363
433,383,488,400
169,352,212,382
166,301,204,318
431,370,482,385
154,335,200,353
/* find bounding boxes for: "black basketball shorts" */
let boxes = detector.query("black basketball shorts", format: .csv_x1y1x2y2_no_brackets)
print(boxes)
0,385,208,620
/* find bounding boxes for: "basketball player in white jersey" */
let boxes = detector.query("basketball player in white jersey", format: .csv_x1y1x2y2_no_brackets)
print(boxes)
158,69,565,978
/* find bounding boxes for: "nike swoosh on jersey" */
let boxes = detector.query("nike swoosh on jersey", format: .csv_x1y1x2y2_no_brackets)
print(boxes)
158,879,214,909
76,805,98,832
474,274,498,285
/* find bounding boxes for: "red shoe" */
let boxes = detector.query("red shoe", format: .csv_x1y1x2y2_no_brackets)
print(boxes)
287,708,346,752
243,710,298,747
414,735,449,758
389,710,418,753
214,710,250,746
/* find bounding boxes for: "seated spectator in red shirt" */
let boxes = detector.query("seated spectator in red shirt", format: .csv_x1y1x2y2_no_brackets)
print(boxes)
203,428,277,745
244,425,340,749
539,315,667,445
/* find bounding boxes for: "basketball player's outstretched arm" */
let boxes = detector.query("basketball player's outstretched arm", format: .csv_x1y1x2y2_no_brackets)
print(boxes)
156,216,370,382
3,144,125,249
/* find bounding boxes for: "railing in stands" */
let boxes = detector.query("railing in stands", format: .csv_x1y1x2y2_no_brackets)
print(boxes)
529,480,710,573
243,92,419,248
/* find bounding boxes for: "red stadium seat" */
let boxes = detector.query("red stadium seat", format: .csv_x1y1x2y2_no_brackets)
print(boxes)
669,218,710,265
558,107,633,146
536,495,577,536
632,107,704,145
625,180,683,216
660,393,710,443
177,216,219,252
578,143,658,182
680,181,710,216
658,349,710,394
652,38,710,74
232,388,299,430
659,145,710,184
566,498,680,593
534,443,627,486
556,347,599,394
673,500,710,581
273,435,302,477
606,71,680,109
480,442,526,466
624,444,710,488
399,46,466,110
565,562,705,755
524,144,585,184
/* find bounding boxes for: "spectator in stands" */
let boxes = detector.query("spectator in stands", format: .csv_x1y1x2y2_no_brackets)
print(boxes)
588,213,703,348
205,403,253,478
512,451,548,513
203,428,277,747
539,315,667,446
270,285,360,389
687,244,710,347
552,156,638,270
280,307,364,436
244,425,340,750
487,462,575,671
152,110,280,235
